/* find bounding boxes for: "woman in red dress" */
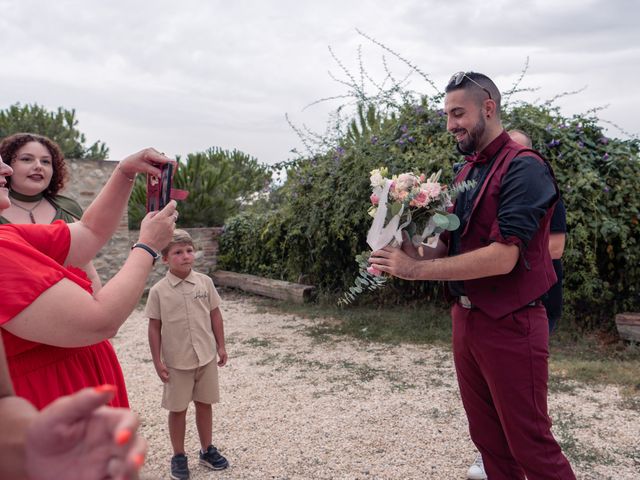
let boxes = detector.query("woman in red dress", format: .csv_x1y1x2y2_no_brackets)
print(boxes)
0,147,177,409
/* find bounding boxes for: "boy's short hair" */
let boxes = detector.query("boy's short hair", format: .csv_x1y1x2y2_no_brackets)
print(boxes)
161,229,194,257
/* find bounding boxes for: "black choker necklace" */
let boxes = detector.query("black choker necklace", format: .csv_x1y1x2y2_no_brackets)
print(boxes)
9,190,46,202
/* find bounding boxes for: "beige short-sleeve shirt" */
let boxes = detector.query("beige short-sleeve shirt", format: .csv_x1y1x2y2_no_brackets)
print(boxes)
145,270,222,369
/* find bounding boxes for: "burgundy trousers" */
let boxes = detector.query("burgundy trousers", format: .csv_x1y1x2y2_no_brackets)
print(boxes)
452,303,576,480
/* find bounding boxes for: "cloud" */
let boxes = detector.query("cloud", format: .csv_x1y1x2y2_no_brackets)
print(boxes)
0,0,637,162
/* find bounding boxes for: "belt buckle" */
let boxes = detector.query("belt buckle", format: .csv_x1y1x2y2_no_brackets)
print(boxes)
459,295,473,309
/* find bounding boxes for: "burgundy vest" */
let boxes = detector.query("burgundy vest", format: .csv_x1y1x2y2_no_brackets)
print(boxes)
449,133,558,318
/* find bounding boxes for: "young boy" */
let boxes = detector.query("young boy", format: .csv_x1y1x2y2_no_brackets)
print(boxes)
145,229,229,480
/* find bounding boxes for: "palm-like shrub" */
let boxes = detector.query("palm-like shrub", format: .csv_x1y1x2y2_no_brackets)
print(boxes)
128,147,270,228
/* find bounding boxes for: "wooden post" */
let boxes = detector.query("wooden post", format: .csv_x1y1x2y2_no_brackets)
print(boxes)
212,270,316,304
615,313,640,342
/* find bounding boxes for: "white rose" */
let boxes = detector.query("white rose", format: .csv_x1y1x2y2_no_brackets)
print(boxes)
370,170,385,188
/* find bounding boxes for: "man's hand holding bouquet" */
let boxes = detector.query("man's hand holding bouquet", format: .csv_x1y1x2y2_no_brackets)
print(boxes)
339,167,474,305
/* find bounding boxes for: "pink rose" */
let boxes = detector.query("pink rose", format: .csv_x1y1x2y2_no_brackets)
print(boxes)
410,190,429,207
367,266,382,276
370,193,379,205
422,181,442,199
396,173,418,193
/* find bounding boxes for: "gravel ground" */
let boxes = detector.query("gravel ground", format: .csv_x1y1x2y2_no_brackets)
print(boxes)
112,291,640,479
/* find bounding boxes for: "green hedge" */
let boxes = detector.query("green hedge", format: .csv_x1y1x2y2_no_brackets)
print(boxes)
507,103,640,327
219,98,640,329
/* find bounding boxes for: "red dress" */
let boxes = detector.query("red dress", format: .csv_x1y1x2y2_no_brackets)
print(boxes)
0,221,129,409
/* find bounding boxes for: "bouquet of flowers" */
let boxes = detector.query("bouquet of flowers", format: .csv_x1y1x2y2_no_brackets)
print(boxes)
338,167,475,305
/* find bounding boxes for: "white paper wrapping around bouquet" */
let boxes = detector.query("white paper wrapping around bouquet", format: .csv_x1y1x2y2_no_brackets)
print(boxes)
367,179,407,251
420,218,440,248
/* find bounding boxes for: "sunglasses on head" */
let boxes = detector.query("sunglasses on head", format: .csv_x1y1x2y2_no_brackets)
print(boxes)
449,72,492,100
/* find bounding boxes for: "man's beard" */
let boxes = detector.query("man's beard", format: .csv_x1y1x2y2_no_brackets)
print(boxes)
456,113,486,155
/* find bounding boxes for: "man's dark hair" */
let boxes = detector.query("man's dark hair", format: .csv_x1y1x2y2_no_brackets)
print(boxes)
445,72,501,114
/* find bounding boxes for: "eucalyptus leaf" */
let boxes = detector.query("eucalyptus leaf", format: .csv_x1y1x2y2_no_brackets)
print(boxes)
446,214,461,231
433,213,449,228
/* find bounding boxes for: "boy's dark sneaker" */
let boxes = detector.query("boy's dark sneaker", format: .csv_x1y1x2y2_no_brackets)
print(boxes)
170,453,190,480
199,445,229,470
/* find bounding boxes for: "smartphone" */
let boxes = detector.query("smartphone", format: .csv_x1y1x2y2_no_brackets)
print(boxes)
146,163,173,212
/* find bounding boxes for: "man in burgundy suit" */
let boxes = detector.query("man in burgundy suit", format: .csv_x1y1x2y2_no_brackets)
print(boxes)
370,72,575,480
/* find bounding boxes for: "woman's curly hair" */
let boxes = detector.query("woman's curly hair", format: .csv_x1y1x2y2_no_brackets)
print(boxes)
0,133,68,197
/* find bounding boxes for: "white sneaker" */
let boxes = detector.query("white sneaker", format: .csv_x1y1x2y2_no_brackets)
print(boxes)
467,453,487,480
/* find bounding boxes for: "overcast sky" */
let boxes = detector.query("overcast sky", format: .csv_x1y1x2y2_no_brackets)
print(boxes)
1,0,637,163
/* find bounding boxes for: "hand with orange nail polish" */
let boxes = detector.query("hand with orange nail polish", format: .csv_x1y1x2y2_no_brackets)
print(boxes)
24,386,147,480
115,428,132,445
94,383,117,394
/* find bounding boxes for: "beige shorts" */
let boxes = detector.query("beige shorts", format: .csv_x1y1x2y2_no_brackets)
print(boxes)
162,360,220,412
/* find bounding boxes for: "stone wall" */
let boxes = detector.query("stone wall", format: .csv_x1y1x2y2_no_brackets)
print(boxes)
62,159,222,289
62,160,131,282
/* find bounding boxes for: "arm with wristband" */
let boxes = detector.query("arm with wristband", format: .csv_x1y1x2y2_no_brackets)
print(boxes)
2,149,179,347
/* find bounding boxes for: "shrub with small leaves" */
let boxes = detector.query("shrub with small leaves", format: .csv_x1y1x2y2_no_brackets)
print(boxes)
219,40,640,330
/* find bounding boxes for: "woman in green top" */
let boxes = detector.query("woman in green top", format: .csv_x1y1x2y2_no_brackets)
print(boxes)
0,133,102,291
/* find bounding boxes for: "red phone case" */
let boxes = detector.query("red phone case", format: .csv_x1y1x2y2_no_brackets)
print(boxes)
146,163,173,212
